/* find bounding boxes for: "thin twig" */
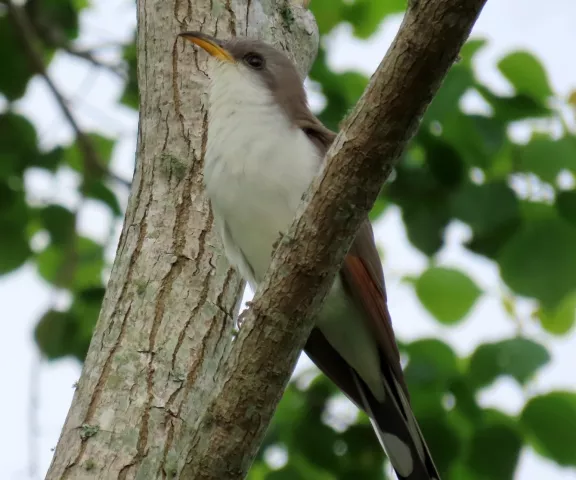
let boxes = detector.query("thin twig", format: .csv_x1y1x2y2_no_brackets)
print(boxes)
63,47,127,80
16,6,129,80
6,1,131,188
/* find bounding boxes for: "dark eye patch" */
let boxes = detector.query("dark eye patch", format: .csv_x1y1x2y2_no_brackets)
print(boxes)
244,52,265,70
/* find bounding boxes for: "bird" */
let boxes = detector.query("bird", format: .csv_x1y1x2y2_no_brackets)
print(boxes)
179,31,441,480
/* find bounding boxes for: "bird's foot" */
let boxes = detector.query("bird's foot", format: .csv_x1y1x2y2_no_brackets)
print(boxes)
236,301,254,329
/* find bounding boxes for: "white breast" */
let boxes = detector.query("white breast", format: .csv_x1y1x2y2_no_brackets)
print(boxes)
204,62,319,286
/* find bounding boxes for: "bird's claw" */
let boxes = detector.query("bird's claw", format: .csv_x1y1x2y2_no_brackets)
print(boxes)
236,301,254,329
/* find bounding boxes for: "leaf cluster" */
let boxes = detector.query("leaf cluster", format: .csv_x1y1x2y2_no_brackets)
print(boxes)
0,0,122,361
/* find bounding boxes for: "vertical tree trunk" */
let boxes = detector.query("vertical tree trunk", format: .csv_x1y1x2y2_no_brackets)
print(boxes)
45,1,317,478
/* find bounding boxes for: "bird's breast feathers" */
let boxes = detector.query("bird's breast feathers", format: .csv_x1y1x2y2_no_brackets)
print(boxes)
204,74,319,282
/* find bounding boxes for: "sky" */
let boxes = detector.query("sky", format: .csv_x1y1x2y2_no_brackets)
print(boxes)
1,0,575,478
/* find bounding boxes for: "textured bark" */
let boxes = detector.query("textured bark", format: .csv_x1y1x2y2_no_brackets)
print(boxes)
45,1,317,479
182,1,489,479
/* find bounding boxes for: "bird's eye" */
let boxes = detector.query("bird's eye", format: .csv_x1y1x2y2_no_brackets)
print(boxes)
244,52,265,69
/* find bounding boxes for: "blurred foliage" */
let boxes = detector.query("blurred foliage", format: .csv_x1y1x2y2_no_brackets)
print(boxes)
1,0,576,478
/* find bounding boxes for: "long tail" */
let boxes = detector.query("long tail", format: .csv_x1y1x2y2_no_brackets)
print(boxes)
352,371,440,480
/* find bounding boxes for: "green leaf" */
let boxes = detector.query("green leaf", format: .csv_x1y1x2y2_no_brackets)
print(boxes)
450,377,483,422
424,137,466,189
30,147,65,172
72,0,90,9
343,0,405,39
120,40,139,109
0,113,39,174
266,459,335,480
288,382,339,472
0,18,35,100
339,424,384,475
404,143,426,169
26,0,80,41
466,220,522,260
441,113,506,169
537,293,576,335
368,197,388,222
387,163,452,256
404,339,459,390
415,267,482,324
489,142,515,180
0,154,19,179
521,392,576,466
498,51,553,101
335,72,368,106
418,413,463,475
82,180,122,216
468,338,550,389
36,243,74,288
520,201,556,222
246,462,270,480
34,310,77,360
0,180,29,223
36,236,104,290
467,423,522,479
266,465,306,480
39,204,76,245
0,221,31,274
294,417,338,471
308,0,344,35
424,65,474,125
34,304,93,361
0,181,31,274
459,39,487,68
452,181,520,235
402,204,450,256
71,287,105,345
476,85,552,122
556,190,576,225
517,134,576,183
64,133,115,173
75,237,106,289
266,385,307,447
498,217,576,308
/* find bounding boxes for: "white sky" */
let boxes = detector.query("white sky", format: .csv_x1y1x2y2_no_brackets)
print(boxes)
1,0,575,478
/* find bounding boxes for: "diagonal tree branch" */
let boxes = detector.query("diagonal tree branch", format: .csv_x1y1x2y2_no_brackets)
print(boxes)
184,0,488,478
5,0,131,188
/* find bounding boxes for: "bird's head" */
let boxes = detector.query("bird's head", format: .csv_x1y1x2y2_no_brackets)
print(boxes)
179,32,309,121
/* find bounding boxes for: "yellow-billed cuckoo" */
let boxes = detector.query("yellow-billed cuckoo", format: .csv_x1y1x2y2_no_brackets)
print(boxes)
179,32,440,480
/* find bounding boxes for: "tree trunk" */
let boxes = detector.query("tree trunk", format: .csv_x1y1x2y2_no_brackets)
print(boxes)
45,1,318,479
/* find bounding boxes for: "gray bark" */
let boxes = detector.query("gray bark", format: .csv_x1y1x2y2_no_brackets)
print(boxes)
45,1,317,479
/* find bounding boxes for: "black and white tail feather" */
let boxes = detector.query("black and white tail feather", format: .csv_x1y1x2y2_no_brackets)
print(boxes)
352,371,440,480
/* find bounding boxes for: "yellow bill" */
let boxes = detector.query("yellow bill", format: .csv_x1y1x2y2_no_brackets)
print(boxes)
179,32,234,62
